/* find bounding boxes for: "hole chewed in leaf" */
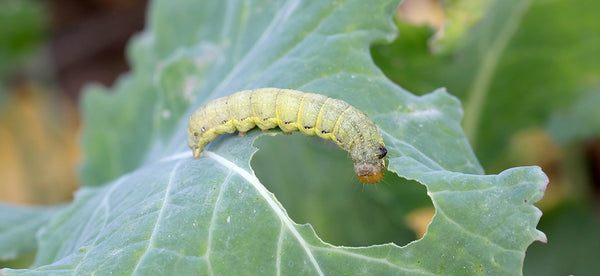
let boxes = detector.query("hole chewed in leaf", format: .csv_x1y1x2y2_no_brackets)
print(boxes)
251,133,433,246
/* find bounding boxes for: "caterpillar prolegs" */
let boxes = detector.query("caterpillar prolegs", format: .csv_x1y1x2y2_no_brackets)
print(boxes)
187,88,387,183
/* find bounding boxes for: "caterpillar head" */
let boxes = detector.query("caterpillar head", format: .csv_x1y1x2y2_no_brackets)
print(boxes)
354,144,387,184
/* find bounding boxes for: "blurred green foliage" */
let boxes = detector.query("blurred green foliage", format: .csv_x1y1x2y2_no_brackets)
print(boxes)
524,202,600,275
0,0,46,108
549,88,600,145
372,0,600,274
0,0,45,79
373,0,600,172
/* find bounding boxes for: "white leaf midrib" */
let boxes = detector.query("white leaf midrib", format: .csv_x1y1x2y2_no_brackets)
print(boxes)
204,150,324,276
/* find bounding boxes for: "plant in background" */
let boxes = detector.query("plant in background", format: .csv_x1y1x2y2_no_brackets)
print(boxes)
0,0,557,275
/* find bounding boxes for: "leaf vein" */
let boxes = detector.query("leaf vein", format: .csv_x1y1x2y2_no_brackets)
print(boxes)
435,207,521,254
131,160,184,275
205,171,235,276
204,150,324,275
72,176,127,273
310,246,439,275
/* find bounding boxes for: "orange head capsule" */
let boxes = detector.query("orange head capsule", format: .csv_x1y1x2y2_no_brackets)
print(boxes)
353,144,387,184
357,170,384,184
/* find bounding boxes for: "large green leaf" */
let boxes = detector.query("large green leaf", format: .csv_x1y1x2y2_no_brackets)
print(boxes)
2,0,547,274
0,204,62,261
6,151,546,275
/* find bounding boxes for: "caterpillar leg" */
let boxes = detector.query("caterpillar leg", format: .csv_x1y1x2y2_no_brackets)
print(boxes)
238,132,247,137
192,146,202,159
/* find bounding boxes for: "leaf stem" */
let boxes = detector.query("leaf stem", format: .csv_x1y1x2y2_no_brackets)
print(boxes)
462,0,533,146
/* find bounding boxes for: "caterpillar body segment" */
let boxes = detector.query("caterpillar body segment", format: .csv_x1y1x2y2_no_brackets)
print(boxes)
188,88,387,183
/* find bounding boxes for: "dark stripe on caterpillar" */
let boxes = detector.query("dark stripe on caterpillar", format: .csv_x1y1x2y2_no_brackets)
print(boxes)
188,88,387,183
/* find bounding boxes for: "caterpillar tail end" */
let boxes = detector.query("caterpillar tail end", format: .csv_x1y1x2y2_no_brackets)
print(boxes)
192,146,202,159
357,170,383,184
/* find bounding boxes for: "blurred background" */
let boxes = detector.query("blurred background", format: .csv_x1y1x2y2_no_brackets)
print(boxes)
0,0,146,205
0,0,598,274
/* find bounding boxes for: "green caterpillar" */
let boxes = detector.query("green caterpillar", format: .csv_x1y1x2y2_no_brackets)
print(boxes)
187,88,387,183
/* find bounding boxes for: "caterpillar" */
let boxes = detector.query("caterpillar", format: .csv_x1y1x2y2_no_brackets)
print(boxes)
187,88,387,184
